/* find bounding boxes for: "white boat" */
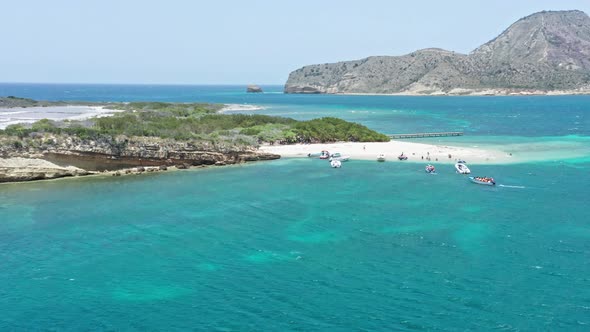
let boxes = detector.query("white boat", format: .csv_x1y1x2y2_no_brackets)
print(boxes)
329,155,350,162
455,162,471,174
330,160,342,168
377,154,386,162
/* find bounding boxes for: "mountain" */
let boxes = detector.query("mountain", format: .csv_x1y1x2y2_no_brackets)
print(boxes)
284,10,590,95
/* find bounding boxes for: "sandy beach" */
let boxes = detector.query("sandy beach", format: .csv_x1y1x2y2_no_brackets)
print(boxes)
259,141,517,164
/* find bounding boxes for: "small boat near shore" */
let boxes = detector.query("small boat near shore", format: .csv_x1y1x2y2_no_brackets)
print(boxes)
330,155,350,162
469,176,495,186
455,162,471,174
307,152,322,158
330,160,342,168
425,164,436,174
398,153,408,161
377,154,386,162
319,150,330,159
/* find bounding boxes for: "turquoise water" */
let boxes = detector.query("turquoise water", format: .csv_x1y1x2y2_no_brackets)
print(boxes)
1,84,590,330
2,161,589,330
1,83,589,137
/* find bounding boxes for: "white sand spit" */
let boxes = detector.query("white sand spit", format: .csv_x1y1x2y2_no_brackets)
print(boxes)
260,141,516,164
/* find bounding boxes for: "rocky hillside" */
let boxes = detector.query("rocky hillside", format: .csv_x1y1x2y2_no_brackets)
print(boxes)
285,10,590,95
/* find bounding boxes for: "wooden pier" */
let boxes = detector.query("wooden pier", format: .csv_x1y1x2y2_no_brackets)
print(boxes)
388,132,464,139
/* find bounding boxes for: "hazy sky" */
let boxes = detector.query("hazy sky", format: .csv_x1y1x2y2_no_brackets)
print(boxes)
3,0,590,84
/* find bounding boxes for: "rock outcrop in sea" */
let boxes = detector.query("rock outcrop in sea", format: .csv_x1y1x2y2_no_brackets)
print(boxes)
247,85,263,93
285,10,590,95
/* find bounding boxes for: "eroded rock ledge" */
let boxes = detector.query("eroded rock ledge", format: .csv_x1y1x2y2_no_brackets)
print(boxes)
0,157,89,183
0,135,279,183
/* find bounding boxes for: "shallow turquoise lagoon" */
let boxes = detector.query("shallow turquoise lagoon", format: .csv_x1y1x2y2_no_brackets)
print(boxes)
1,159,589,330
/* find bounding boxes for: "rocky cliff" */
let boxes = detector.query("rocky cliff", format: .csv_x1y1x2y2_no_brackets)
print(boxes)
285,10,590,95
0,134,280,182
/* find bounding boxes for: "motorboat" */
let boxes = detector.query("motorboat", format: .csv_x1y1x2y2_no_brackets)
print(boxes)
425,164,436,174
398,153,408,160
319,150,330,159
307,152,322,158
377,154,386,162
330,160,342,168
455,162,471,174
329,155,350,162
469,176,495,186
330,152,342,158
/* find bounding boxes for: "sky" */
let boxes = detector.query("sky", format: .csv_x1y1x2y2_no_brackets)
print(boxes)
2,0,590,85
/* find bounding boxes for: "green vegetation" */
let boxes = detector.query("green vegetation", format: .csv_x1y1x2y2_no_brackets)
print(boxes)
294,117,389,142
104,102,222,116
0,101,389,146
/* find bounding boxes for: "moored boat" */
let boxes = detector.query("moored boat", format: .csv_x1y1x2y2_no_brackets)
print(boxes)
330,155,350,162
398,153,408,160
377,154,386,162
330,160,342,168
319,150,330,159
425,164,436,174
469,176,495,186
455,162,471,174
307,152,322,158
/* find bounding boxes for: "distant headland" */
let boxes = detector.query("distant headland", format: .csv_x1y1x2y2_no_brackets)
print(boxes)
285,10,590,95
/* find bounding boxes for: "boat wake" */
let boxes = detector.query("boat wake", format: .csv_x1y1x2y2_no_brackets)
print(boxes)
498,184,526,189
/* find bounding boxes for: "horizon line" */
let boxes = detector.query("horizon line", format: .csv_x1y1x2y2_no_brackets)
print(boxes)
0,82,286,86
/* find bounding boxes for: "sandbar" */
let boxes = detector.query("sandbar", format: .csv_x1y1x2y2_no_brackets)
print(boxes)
259,141,517,164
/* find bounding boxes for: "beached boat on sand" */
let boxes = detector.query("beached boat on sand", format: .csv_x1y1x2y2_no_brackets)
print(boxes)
377,154,386,162
330,155,350,162
455,162,471,174
307,152,322,158
398,153,408,160
469,176,495,186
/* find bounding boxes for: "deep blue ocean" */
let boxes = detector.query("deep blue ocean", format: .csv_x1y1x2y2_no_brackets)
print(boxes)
1,84,589,330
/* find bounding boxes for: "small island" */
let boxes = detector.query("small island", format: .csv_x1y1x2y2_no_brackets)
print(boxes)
246,85,263,93
0,97,389,183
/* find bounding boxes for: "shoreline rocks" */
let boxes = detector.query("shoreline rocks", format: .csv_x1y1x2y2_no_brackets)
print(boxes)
0,135,281,183
0,157,90,183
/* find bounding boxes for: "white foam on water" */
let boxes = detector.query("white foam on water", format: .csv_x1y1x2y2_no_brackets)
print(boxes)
0,106,124,129
220,104,266,112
